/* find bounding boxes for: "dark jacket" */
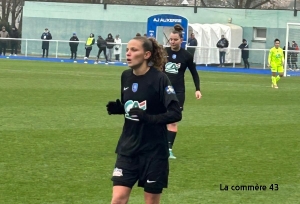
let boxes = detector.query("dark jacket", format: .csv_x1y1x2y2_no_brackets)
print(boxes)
97,36,107,48
69,36,79,52
238,43,249,58
41,32,52,49
216,38,229,48
10,29,19,38
188,38,198,46
106,34,114,49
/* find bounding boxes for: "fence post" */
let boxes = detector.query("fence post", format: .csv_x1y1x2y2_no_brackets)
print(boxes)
233,48,236,68
25,40,28,57
55,40,58,58
263,50,266,69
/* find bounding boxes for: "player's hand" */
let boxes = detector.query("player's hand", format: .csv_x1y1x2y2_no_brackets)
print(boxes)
106,99,124,115
128,108,147,121
195,90,202,99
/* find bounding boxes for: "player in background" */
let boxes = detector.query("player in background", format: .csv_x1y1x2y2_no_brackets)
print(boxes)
268,38,285,89
106,36,182,204
164,24,202,159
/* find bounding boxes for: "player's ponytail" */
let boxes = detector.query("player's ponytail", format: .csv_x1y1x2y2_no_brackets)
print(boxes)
172,24,184,38
147,37,167,71
133,36,167,71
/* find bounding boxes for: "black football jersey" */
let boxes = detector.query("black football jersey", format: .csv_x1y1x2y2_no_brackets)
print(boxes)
116,67,179,159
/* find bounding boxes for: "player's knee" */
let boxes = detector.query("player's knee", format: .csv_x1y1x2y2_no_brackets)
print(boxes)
111,194,129,204
144,188,162,204
111,185,131,204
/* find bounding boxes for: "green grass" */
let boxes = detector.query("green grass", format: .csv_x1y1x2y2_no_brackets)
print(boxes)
0,60,299,204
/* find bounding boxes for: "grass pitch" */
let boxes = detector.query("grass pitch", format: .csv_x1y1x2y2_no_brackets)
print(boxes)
0,60,299,204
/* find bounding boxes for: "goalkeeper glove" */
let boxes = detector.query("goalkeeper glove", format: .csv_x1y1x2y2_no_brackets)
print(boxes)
106,99,125,115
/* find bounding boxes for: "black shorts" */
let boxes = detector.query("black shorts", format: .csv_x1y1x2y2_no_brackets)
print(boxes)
111,154,169,194
176,92,185,111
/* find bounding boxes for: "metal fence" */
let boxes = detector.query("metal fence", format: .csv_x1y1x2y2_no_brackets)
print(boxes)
0,37,279,69
26,0,300,10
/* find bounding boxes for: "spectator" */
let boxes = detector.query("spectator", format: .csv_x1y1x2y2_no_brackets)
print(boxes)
0,26,9,56
291,41,299,71
136,33,141,37
10,27,19,56
283,42,292,70
84,33,95,64
238,39,250,69
143,33,147,37
105,33,114,62
187,33,198,57
95,35,108,63
69,32,79,60
41,28,52,58
114,34,121,61
216,34,229,67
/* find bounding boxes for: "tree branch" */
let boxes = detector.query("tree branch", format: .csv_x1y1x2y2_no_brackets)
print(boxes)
251,0,271,9
200,0,207,7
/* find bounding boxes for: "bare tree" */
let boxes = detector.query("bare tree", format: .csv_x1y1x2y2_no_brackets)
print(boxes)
0,0,23,27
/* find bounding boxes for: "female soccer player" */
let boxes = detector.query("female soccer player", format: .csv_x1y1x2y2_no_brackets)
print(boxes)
268,38,285,89
164,24,202,159
106,36,182,204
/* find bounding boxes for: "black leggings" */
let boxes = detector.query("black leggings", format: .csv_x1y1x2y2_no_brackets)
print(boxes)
85,48,92,58
97,48,108,61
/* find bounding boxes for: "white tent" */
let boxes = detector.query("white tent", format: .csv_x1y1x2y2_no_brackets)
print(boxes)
162,23,243,65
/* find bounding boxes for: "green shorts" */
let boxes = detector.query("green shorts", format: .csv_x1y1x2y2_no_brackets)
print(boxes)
271,64,283,73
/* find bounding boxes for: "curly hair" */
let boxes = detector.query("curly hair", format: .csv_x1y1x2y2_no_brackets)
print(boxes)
172,24,184,38
133,36,167,71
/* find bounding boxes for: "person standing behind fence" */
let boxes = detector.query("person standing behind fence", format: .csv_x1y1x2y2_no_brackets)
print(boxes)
69,32,79,61
105,33,114,62
10,27,19,56
0,26,9,56
41,28,52,58
216,34,229,67
84,33,95,64
114,34,122,61
187,33,198,57
238,39,250,69
291,41,299,71
95,35,108,64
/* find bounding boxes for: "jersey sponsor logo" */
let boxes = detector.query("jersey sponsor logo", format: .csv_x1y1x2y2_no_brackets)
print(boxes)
132,83,138,92
112,168,123,177
165,85,175,94
165,62,181,74
124,100,147,121
172,54,176,59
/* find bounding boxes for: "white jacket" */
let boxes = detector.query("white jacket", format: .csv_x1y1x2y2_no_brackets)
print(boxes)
114,38,122,55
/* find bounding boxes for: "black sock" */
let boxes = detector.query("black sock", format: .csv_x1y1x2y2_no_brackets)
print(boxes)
167,131,177,150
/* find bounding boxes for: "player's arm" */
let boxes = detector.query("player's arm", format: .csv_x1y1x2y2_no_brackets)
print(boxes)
128,75,182,125
106,72,125,115
187,54,200,91
268,49,272,66
281,49,285,65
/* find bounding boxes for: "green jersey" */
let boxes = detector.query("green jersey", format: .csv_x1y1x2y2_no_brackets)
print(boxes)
268,47,284,65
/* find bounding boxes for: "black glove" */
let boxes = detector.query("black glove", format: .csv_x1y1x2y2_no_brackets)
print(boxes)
106,99,125,115
128,108,148,122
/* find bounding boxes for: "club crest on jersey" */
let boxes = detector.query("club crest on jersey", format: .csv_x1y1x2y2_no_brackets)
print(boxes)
165,85,175,94
165,62,181,74
124,100,147,121
132,83,138,92
172,54,177,59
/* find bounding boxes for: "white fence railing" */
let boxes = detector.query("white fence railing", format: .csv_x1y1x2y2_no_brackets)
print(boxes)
0,37,295,69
